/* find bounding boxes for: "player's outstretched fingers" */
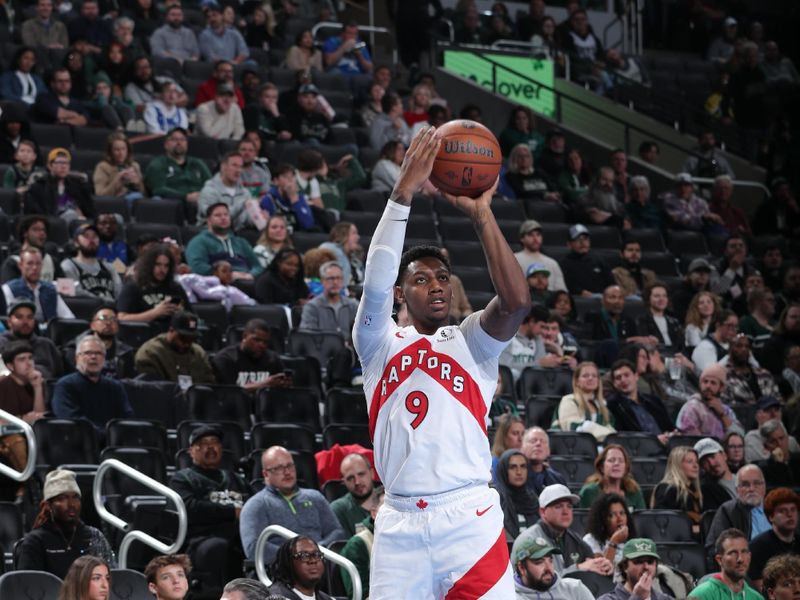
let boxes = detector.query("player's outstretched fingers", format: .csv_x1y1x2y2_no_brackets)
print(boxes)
404,125,435,162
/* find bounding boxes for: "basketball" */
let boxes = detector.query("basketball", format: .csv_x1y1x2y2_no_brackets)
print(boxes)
430,120,502,198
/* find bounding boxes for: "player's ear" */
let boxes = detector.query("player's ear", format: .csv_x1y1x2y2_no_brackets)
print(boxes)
394,285,404,303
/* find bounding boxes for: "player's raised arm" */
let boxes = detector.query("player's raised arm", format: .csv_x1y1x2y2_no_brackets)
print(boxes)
440,179,531,342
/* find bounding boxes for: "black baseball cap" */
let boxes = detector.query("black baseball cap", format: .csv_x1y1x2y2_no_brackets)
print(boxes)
189,425,224,446
170,311,199,337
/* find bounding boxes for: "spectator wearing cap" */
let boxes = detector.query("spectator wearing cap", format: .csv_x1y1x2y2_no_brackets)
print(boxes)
16,468,116,579
186,202,262,279
33,67,88,127
195,60,246,110
64,304,134,378
197,3,249,64
673,259,714,324
561,224,615,296
745,396,799,462
757,419,800,488
143,80,189,135
513,220,566,292
196,152,252,231
240,445,345,564
212,318,288,390
24,148,95,223
1,247,75,321
0,340,45,498
144,127,212,205
134,311,215,384
322,20,373,76
511,533,594,600
752,178,800,237
51,334,132,440
1,215,61,283
0,298,63,378
169,425,251,591
149,5,199,64
526,263,553,306
286,83,331,146
597,538,674,600
195,83,245,140
721,335,780,405
612,239,656,299
522,483,613,577
707,17,739,65
60,223,122,302
692,528,762,600
662,173,724,233
682,130,736,179
678,363,744,438
748,488,800,588
696,437,737,511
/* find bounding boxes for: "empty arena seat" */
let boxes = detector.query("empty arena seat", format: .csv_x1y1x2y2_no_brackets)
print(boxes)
251,423,317,454
255,387,322,433
33,418,99,467
633,509,694,542
548,431,598,457
0,570,63,599
186,385,254,431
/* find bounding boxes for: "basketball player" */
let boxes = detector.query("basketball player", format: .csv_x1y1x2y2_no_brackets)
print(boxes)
353,126,531,598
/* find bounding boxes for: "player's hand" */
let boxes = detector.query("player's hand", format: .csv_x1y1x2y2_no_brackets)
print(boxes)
391,126,441,204
439,175,499,222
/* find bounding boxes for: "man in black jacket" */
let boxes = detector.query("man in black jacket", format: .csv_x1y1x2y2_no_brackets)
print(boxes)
695,437,736,511
168,425,251,596
561,224,614,296
24,148,95,223
705,464,770,566
606,359,676,445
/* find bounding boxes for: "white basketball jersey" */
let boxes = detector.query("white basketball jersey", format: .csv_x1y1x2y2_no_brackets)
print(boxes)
360,312,506,497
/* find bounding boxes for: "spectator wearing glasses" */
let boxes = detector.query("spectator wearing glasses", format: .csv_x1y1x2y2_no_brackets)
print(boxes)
64,304,134,378
169,425,251,594
51,335,132,441
723,432,747,474
240,446,345,564
34,68,88,126
267,536,335,600
24,148,94,223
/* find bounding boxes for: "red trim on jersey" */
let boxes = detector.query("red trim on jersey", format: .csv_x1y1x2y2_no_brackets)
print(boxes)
367,338,487,439
444,530,509,599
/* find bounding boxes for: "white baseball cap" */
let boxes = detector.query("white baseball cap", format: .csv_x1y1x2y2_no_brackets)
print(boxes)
539,483,579,508
694,437,724,460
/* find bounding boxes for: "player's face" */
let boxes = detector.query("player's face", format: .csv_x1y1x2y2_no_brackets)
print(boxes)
396,256,452,334
148,564,188,600
541,499,573,530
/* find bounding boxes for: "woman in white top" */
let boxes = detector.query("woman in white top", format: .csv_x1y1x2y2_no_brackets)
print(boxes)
370,140,405,193
553,361,615,442
0,47,46,106
143,81,188,134
582,492,636,566
684,290,721,348
285,29,324,72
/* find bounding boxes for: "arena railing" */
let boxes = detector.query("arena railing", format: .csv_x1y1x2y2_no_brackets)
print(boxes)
435,42,768,198
254,524,362,600
0,408,37,482
93,458,187,569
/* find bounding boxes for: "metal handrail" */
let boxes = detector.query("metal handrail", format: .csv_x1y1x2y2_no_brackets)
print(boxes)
254,524,362,600
0,409,36,482
93,458,187,569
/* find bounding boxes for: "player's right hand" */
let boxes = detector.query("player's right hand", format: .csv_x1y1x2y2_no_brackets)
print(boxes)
392,126,441,204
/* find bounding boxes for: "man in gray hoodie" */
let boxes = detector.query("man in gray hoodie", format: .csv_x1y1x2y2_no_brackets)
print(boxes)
197,151,253,230
598,538,675,600
510,534,594,600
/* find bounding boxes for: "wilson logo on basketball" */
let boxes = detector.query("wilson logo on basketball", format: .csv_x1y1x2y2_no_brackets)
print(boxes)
443,139,496,158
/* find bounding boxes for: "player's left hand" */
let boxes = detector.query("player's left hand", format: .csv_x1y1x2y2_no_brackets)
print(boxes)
439,175,499,222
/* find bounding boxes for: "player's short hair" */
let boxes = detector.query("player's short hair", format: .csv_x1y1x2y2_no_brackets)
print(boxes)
144,554,191,584
396,246,450,286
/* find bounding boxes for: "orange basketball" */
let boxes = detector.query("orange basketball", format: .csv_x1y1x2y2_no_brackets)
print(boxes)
430,120,502,198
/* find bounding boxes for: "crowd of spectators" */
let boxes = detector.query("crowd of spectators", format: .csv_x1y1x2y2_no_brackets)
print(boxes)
0,0,797,599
